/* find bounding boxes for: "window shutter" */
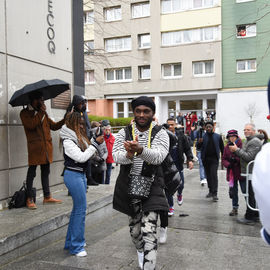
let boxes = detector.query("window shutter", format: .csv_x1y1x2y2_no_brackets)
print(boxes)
51,89,71,109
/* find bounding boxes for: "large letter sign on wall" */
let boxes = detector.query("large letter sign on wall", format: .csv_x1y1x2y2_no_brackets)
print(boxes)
47,0,55,54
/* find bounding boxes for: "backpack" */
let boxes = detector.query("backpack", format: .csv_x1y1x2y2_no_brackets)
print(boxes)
8,182,36,209
124,124,181,196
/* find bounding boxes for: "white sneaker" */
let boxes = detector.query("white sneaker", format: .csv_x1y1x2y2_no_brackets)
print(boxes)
137,250,144,269
201,179,207,186
75,250,87,257
159,227,167,244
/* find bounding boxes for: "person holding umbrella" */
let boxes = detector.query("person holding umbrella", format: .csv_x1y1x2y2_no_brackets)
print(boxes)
20,91,65,209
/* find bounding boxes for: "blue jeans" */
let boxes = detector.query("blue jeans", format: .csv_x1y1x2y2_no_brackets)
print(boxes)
197,151,206,180
64,170,87,255
167,170,184,207
232,179,246,209
102,163,112,184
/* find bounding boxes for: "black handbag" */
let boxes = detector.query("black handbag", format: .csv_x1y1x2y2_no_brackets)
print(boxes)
8,182,36,209
162,154,182,196
128,175,154,200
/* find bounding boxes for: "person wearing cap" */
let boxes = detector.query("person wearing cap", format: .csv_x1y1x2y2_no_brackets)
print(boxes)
199,120,224,202
229,123,262,225
112,96,169,270
20,91,65,209
222,130,243,216
102,121,115,184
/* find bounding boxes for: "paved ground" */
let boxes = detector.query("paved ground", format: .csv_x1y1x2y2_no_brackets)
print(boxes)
0,166,269,270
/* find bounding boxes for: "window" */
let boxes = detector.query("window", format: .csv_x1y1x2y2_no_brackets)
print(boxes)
161,0,218,14
162,63,182,79
105,67,132,82
105,37,131,52
138,34,151,48
236,24,256,38
84,11,94,24
117,102,124,118
104,6,121,21
139,65,151,79
84,40,94,54
236,59,256,73
131,2,150,18
128,102,133,117
180,100,202,110
161,26,220,46
193,60,214,76
85,70,95,84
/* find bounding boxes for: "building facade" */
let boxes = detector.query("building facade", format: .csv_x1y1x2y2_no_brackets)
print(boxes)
84,0,270,137
0,0,84,204
218,0,270,136
84,0,222,124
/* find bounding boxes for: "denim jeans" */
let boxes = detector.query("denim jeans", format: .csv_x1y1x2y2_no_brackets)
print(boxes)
197,151,206,180
64,169,87,255
231,179,246,209
102,163,112,184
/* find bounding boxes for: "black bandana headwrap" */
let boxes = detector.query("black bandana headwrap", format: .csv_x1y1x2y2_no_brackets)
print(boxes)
131,96,155,113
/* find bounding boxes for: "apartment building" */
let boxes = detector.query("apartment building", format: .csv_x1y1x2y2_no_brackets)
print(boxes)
84,0,222,124
217,0,270,135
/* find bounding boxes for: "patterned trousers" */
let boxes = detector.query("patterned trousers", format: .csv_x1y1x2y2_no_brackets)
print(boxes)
128,203,158,270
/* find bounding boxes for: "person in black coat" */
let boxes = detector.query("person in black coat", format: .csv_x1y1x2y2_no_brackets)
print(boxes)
112,96,169,270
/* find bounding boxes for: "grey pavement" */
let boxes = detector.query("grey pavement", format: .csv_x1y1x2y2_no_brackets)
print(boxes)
0,165,269,270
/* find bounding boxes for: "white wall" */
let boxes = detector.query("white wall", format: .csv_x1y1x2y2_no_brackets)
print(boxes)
216,89,270,138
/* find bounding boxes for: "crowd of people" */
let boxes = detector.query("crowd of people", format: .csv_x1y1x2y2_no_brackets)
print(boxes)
19,89,269,267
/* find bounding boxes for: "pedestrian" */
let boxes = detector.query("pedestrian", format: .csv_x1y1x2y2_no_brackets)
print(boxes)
166,118,193,216
229,123,262,225
200,120,224,202
102,123,115,184
20,91,64,210
257,129,268,145
176,112,184,127
67,95,98,186
60,112,102,257
253,142,270,245
222,130,242,216
190,123,207,186
112,96,169,270
253,79,270,245
90,126,108,184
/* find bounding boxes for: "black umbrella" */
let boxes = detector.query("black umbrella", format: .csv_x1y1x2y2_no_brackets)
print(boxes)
9,79,70,107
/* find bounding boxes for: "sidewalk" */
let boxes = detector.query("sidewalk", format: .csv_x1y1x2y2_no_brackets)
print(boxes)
1,166,269,270
0,165,119,265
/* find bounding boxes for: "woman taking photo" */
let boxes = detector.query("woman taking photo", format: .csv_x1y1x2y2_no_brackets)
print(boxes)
60,112,103,257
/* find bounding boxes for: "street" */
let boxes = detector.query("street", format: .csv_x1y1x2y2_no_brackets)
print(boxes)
1,168,269,270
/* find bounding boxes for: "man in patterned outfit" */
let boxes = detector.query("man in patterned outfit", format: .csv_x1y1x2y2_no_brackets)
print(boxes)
112,96,169,270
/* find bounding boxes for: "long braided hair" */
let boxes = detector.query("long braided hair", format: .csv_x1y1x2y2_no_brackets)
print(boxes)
65,112,90,151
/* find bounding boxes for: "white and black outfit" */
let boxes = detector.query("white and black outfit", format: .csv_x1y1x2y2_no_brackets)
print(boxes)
112,122,169,270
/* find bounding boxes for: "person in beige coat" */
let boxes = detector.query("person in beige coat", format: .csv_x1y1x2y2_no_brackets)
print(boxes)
20,91,65,209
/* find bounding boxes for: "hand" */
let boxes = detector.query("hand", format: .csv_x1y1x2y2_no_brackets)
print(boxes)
95,135,104,144
229,143,238,152
124,136,143,155
188,161,194,170
191,126,195,131
40,102,46,112
198,138,203,143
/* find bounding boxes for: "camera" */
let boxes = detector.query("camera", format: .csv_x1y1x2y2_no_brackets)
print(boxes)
228,142,234,146
92,126,104,138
